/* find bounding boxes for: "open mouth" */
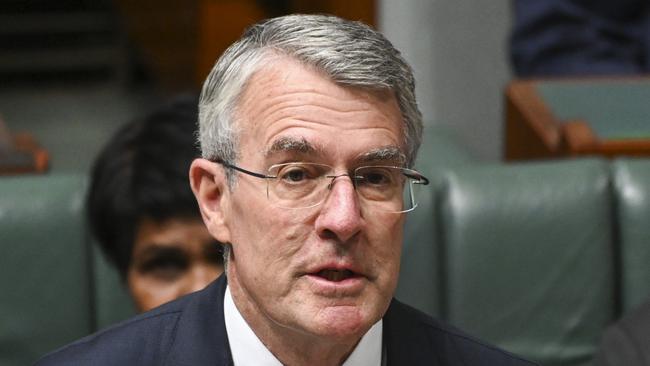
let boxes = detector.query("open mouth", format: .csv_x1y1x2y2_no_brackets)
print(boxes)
315,269,357,282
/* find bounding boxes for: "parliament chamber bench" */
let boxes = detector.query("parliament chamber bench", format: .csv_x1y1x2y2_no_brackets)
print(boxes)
1,128,649,366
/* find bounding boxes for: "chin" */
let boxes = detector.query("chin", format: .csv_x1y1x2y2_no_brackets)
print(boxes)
307,303,377,339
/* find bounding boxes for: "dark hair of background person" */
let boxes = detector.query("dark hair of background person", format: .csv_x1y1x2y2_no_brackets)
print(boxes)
87,95,203,279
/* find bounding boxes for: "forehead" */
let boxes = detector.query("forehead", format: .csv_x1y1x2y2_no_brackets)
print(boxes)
234,58,404,163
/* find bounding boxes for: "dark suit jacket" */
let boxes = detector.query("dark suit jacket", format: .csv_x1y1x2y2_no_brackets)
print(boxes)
36,275,535,365
592,300,650,366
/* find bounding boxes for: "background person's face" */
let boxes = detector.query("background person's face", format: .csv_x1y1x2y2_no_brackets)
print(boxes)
127,217,224,312
223,58,406,343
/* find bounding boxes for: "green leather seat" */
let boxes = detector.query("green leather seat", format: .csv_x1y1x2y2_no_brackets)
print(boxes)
2,121,648,366
613,159,650,312
440,159,614,366
91,240,135,330
0,174,135,365
0,174,92,365
397,126,474,317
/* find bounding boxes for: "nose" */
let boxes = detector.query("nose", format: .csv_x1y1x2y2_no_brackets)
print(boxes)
314,176,363,243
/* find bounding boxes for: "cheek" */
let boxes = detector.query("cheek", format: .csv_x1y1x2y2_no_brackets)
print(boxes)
127,272,183,312
230,197,312,257
368,215,404,278
228,203,315,299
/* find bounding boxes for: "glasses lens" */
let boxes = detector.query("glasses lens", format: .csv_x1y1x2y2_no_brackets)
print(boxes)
266,163,426,212
402,176,422,212
267,163,330,209
354,166,422,213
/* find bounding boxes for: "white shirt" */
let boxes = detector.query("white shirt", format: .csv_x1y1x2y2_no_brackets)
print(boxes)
224,286,383,366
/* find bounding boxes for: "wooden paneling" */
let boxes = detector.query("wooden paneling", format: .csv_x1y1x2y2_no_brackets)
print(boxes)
505,78,650,161
115,0,376,91
196,0,266,86
114,0,200,90
290,0,375,27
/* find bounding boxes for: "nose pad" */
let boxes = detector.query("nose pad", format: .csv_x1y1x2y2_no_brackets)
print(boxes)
326,173,355,190
324,174,359,208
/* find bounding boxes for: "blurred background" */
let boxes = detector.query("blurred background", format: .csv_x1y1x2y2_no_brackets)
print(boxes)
0,0,511,168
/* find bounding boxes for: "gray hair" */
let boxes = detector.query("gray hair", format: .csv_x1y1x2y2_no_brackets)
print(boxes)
198,14,423,172
200,14,423,268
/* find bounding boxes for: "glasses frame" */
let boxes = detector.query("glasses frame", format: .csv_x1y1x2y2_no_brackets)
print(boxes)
214,159,430,213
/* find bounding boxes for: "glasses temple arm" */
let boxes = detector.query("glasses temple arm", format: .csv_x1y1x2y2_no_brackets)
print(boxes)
215,159,273,179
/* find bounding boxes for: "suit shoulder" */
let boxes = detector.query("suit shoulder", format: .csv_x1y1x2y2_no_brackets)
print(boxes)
35,301,187,366
613,300,650,337
591,300,650,365
386,300,538,365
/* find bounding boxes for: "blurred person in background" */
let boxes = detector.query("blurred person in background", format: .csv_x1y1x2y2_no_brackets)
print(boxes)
87,95,224,312
511,0,650,77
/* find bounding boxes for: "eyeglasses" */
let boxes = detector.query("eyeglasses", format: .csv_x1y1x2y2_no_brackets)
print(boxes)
216,160,429,213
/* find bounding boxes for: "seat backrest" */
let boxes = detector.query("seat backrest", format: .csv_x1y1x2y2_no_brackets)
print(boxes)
397,155,650,365
613,159,650,312
91,239,136,330
0,174,92,365
439,159,614,366
0,173,136,365
396,126,475,317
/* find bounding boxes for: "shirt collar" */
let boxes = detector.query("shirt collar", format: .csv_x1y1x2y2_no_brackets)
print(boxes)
224,285,383,366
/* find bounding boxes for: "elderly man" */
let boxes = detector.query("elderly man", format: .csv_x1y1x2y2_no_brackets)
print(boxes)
37,15,535,366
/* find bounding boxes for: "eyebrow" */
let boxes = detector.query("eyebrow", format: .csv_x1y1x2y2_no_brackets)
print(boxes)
133,245,189,272
264,136,321,157
356,146,406,166
264,137,405,165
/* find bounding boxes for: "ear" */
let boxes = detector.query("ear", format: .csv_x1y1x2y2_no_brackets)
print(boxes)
190,158,232,244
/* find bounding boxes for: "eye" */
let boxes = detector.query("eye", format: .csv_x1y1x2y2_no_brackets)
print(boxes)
365,172,389,185
137,251,189,282
283,168,308,182
276,164,323,184
357,167,395,186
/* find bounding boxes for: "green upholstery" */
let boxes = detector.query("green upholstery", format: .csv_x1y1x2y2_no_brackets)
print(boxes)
2,124,649,366
0,174,136,366
396,151,650,366
613,159,650,312
537,82,650,139
0,174,92,365
0,88,155,364
397,126,474,317
92,242,136,330
440,159,614,366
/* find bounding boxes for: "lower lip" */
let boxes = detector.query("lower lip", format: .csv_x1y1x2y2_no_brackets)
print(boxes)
304,274,366,295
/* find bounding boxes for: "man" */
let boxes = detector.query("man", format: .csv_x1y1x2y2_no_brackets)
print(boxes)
37,14,535,365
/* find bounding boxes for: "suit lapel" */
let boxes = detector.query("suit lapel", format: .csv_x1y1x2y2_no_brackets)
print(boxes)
383,299,443,366
162,282,446,366
164,275,233,366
